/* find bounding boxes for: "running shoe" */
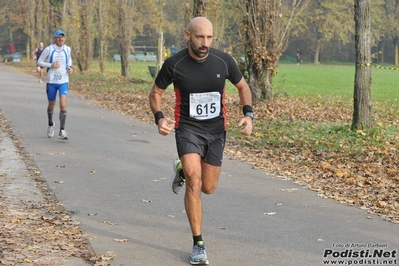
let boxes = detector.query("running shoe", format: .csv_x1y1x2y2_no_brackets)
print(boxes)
171,159,185,194
47,123,55,138
190,241,209,265
58,130,68,140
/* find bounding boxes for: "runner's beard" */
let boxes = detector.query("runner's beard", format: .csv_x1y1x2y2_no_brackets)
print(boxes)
190,42,209,58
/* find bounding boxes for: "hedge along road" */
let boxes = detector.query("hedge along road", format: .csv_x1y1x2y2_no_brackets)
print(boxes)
0,63,398,266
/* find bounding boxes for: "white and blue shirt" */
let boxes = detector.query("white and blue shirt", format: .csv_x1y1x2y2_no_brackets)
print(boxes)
38,44,72,84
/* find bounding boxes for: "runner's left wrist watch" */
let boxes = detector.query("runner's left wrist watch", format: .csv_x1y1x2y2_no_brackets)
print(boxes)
245,112,254,120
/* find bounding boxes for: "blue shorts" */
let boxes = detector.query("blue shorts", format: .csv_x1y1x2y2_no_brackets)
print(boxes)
46,83,68,101
175,128,226,166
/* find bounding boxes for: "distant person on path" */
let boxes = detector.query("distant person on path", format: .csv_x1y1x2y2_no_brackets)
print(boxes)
149,17,253,265
32,42,45,83
8,43,15,54
143,45,148,56
296,48,301,65
37,29,73,140
171,44,177,56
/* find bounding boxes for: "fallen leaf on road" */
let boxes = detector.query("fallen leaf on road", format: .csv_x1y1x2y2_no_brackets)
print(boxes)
100,251,116,261
279,188,298,192
113,238,128,243
103,221,118,225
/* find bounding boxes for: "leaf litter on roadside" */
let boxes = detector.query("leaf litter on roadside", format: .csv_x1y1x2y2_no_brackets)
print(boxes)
0,110,111,265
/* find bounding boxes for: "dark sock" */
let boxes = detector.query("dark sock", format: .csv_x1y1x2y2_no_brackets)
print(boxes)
193,235,203,246
47,108,53,126
59,110,67,130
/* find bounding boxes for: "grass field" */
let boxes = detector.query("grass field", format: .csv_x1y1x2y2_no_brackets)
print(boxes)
273,64,399,103
78,60,399,105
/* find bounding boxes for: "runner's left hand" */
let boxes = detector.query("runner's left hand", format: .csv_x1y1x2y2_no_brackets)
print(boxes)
238,117,253,136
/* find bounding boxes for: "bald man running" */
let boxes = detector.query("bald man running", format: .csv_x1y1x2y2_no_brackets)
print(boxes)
149,17,253,265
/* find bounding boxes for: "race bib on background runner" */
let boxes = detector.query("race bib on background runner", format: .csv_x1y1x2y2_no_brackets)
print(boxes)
50,69,64,83
189,92,221,120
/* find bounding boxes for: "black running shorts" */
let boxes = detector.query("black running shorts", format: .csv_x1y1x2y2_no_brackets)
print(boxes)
175,128,226,166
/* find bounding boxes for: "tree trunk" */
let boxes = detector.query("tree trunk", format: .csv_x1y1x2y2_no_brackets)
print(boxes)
248,63,259,105
98,0,106,74
28,1,35,59
263,68,273,101
352,0,373,130
50,0,67,27
240,0,309,104
156,1,164,76
34,0,41,42
193,0,207,17
156,31,163,76
394,40,398,66
76,0,93,73
313,38,320,64
117,0,131,78
181,3,192,49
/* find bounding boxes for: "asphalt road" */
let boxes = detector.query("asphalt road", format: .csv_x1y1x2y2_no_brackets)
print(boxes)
0,63,398,266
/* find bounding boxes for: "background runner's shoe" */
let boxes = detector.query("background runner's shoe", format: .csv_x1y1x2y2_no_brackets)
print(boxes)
58,130,68,140
190,241,209,265
171,159,185,194
47,123,55,138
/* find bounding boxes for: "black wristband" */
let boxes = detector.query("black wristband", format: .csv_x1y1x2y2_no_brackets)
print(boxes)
242,105,253,115
154,111,164,125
